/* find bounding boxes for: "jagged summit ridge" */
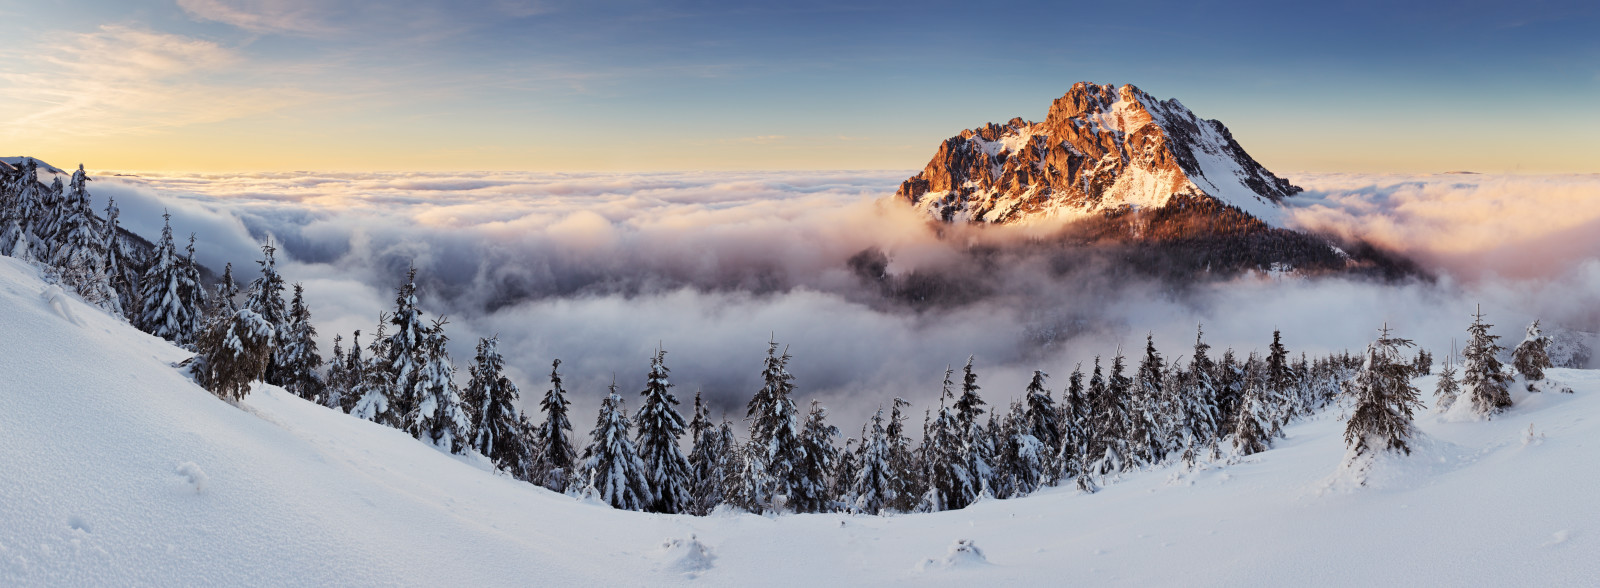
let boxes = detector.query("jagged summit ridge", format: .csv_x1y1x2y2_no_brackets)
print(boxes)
896,82,1300,226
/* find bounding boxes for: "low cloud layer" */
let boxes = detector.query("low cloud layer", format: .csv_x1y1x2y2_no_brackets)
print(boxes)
85,169,1600,429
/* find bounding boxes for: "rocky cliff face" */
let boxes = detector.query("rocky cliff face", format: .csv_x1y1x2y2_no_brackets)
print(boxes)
897,83,1300,226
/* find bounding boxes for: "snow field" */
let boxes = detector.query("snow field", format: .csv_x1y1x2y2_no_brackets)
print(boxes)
2,256,1597,586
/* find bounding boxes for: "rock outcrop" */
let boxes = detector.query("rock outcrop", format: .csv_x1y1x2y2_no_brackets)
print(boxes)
897,82,1299,225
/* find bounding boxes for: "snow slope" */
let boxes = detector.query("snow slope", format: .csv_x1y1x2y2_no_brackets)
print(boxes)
2,255,1597,586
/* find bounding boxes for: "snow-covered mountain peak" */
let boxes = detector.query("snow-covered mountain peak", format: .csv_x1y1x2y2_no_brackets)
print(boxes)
896,83,1301,227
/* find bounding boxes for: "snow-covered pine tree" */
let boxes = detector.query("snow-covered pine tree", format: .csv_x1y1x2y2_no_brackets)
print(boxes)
1215,348,1243,433
351,317,396,424
192,308,275,401
1461,306,1512,417
207,262,240,322
1435,355,1460,413
832,437,859,508
245,240,290,386
1094,352,1134,476
885,397,918,512
534,359,578,491
922,367,977,512
686,392,725,514
279,283,324,402
324,334,349,409
1231,355,1272,456
794,400,839,513
333,330,366,413
101,196,139,317
416,318,468,452
1179,326,1222,465
578,382,655,511
1056,364,1088,483
1000,399,1048,496
1345,324,1422,461
50,165,119,312
1021,370,1061,468
177,236,207,337
954,357,994,497
1512,320,1553,385
137,212,205,344
0,159,43,262
467,337,525,472
1131,335,1166,465
850,406,897,514
136,210,183,340
745,340,804,513
1266,329,1294,419
635,348,693,514
385,267,430,432
710,418,740,510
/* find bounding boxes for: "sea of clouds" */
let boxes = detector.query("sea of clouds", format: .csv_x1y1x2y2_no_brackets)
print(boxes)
85,169,1600,426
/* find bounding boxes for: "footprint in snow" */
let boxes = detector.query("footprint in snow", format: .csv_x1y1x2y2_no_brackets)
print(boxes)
67,515,92,534
175,462,209,493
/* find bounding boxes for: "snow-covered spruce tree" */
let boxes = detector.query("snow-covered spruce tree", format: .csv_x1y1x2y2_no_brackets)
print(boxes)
794,400,840,513
832,437,859,507
884,397,918,512
50,165,119,313
1175,327,1221,466
1056,364,1088,483
279,283,324,402
1215,348,1243,433
921,367,978,512
535,359,578,492
1092,354,1133,477
416,318,469,452
1512,320,1553,385
38,176,64,250
1344,325,1422,462
1231,356,1272,456
324,334,349,409
137,212,204,344
333,330,366,413
206,262,240,323
101,196,139,317
686,392,725,514
245,240,291,385
0,159,44,262
1461,306,1512,417
999,399,1048,496
1021,370,1061,467
744,340,804,513
635,348,693,514
953,357,994,497
1435,356,1460,413
1266,329,1295,420
192,308,275,401
850,407,897,514
710,419,741,510
351,317,396,424
384,267,430,432
578,382,655,511
1131,335,1166,465
466,337,525,472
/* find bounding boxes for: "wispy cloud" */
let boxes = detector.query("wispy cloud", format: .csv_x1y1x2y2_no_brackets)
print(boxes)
0,25,312,138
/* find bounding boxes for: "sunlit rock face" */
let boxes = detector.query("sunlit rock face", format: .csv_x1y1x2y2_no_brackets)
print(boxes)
897,82,1300,227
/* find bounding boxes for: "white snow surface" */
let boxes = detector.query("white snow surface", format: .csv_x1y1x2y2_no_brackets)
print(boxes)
2,255,1598,586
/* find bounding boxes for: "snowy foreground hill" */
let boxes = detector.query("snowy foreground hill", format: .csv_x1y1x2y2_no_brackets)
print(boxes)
1,256,1597,586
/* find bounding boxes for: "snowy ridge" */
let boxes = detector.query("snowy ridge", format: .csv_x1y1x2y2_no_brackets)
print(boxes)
896,83,1300,227
3,256,1599,585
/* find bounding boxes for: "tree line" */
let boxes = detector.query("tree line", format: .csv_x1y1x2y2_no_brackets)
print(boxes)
0,158,1566,515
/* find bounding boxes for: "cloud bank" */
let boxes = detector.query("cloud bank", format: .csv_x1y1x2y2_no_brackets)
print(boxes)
85,169,1600,428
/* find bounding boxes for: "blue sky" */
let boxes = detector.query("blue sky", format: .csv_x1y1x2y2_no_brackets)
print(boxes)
1,0,1596,171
